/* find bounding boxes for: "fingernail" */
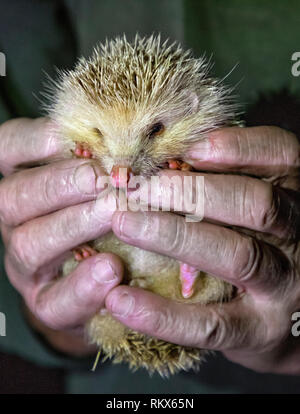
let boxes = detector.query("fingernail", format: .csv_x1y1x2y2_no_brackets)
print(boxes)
119,211,147,238
74,163,97,195
111,292,135,317
92,260,117,284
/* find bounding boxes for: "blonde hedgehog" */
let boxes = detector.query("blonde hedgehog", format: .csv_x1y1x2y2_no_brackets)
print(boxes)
45,35,238,376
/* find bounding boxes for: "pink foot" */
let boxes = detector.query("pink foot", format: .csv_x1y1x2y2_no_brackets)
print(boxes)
180,263,200,298
167,159,193,171
74,143,93,159
73,244,97,262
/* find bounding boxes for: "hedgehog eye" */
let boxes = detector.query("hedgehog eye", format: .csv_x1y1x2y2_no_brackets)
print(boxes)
93,127,103,137
148,122,165,138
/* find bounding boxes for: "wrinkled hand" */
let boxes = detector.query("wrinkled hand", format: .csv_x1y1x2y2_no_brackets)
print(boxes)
107,126,300,374
0,117,123,356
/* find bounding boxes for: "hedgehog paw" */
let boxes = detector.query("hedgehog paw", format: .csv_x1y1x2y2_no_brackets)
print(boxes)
72,244,97,261
74,143,93,159
167,159,193,171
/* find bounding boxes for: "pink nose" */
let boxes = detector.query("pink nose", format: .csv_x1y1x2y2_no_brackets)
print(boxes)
110,165,133,188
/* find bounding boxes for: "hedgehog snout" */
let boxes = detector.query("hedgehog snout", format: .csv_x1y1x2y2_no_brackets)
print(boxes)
110,165,134,188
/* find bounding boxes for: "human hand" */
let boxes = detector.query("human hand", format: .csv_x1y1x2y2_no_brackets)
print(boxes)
0,117,123,356
106,126,300,374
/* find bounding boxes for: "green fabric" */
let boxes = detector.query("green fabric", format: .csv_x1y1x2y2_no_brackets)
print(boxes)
65,364,236,394
65,0,184,57
0,0,300,394
184,0,300,104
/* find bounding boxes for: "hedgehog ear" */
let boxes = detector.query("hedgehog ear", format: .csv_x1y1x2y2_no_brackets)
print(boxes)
188,92,199,114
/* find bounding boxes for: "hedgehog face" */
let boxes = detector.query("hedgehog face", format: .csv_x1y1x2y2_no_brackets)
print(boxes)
66,98,200,179
47,35,236,180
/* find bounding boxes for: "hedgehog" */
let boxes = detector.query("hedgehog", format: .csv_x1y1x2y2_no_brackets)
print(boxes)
45,35,238,376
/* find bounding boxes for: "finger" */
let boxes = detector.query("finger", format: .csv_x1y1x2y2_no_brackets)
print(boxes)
112,211,292,295
7,191,117,280
0,117,65,176
30,253,124,330
131,169,300,241
184,126,300,178
105,285,262,351
0,158,110,226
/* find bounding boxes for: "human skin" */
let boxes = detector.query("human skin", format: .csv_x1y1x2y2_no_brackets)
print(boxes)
0,118,300,373
0,118,124,356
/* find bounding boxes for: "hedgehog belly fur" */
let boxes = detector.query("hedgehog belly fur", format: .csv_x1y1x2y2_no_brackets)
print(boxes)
62,233,233,376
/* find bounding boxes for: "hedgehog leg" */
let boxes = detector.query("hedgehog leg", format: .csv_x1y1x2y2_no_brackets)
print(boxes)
180,263,200,299
72,244,97,262
74,143,93,159
167,159,196,298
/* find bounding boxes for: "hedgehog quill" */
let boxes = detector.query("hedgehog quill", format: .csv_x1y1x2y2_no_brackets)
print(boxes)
45,35,239,376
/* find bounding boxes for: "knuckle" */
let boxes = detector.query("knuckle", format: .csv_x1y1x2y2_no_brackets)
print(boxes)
200,308,229,349
293,142,300,170
9,226,38,274
163,215,188,256
73,275,100,307
38,117,61,156
41,167,63,208
0,121,11,171
240,178,278,234
46,159,98,206
0,221,11,246
231,236,262,285
233,128,248,161
255,182,279,232
274,127,300,169
0,178,17,225
34,296,65,330
60,205,87,240
249,180,299,240
146,308,171,336
41,162,79,208
0,181,8,223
